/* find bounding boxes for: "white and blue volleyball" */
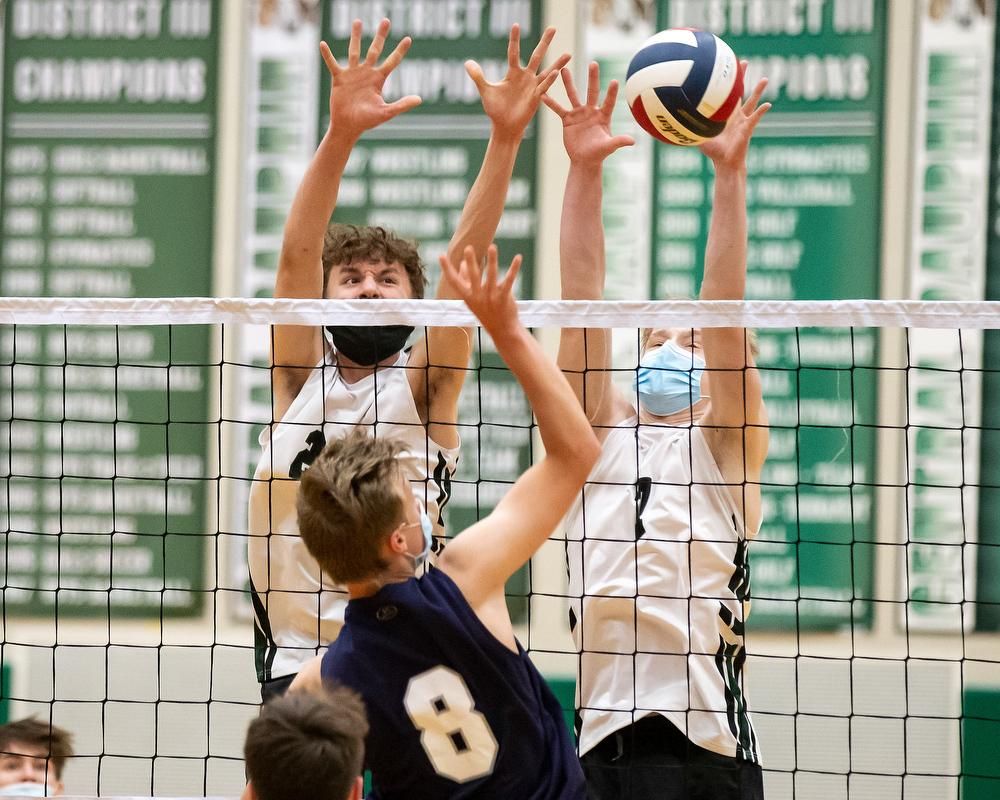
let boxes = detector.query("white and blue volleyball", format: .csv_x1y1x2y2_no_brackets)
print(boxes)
626,28,744,146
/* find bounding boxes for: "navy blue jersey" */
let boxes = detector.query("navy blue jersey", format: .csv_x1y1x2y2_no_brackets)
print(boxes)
321,569,585,800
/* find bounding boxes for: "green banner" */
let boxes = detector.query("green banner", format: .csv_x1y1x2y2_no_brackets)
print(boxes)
653,1,887,628
318,0,544,619
0,0,220,617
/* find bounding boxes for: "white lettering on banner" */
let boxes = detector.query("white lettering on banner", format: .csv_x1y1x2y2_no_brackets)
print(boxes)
45,392,126,420
751,177,853,206
789,334,876,364
12,0,164,39
42,546,153,575
48,269,132,295
14,58,206,103
388,59,503,103
52,178,135,204
6,177,46,203
495,210,533,238
53,146,207,174
56,364,202,392
2,269,43,296
5,208,42,235
49,238,153,266
747,240,803,270
169,0,211,38
369,147,467,176
45,421,139,452
748,209,798,237
656,242,696,269
749,54,870,101
47,329,153,360
668,0,828,36
785,492,871,524
367,210,444,237
748,145,869,174
658,211,700,238
745,272,793,299
329,0,485,38
658,180,704,206
44,483,193,514
6,145,47,172
371,179,468,206
489,0,530,35
50,208,135,236
3,239,44,265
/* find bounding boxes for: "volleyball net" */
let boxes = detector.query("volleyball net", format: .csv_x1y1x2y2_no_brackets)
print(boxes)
1,297,998,799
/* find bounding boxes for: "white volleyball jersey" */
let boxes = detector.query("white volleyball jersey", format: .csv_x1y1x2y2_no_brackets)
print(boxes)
248,347,458,683
565,417,760,762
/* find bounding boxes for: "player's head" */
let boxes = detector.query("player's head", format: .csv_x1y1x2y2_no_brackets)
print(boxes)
322,223,427,300
635,327,760,418
244,685,368,800
0,717,74,796
297,428,411,584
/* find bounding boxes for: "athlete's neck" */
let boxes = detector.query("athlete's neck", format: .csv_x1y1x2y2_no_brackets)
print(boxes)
347,561,415,599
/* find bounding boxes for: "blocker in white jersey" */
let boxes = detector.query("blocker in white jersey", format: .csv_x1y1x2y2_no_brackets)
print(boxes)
549,62,771,798
253,17,570,698
248,344,458,687
565,420,759,761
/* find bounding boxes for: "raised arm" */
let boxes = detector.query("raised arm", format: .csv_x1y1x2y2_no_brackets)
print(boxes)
410,26,569,435
270,18,420,421
546,63,635,435
435,246,601,626
697,72,770,471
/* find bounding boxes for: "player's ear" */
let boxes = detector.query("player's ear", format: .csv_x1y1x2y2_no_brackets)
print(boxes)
387,526,408,556
348,776,364,800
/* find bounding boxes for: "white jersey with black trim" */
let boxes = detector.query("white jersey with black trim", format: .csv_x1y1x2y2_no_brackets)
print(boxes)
248,346,459,683
565,417,760,762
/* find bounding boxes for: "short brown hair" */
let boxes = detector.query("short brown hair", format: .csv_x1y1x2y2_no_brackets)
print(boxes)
296,428,406,583
322,224,427,298
244,685,368,800
0,717,74,780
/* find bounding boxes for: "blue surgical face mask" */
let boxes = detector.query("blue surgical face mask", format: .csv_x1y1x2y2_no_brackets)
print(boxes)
0,783,49,797
633,339,706,416
414,510,433,570
404,500,434,571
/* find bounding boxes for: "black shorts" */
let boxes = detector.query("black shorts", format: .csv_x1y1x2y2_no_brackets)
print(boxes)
580,715,764,800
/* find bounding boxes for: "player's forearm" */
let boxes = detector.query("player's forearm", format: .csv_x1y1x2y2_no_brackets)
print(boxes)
560,161,607,301
700,165,748,301
275,128,357,298
441,131,523,300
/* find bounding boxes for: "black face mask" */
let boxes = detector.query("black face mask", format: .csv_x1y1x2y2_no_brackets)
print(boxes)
326,325,414,367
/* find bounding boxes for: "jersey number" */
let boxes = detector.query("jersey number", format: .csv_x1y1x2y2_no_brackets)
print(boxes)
404,666,499,783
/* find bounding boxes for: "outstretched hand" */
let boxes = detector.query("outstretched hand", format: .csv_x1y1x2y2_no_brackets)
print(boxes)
465,25,570,139
321,18,421,141
698,65,770,170
439,245,522,341
543,61,635,166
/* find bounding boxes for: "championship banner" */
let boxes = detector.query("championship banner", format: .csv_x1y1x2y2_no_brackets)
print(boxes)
0,0,221,617
655,0,888,629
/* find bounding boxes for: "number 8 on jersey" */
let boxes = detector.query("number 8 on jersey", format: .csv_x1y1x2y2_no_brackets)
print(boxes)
404,666,499,783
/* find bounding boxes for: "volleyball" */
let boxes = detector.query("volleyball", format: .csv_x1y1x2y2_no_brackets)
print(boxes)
625,28,744,146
